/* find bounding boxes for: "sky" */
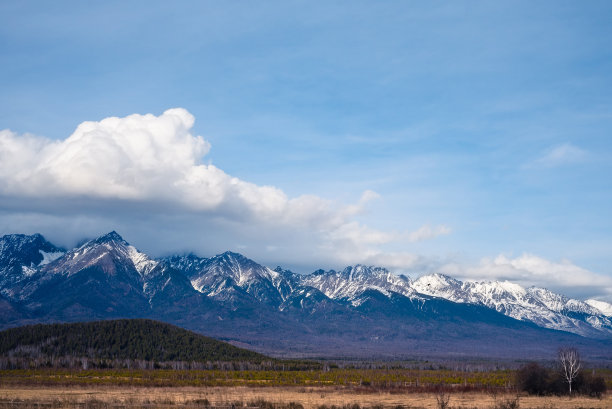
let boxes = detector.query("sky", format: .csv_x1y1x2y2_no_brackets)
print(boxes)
1,1,612,301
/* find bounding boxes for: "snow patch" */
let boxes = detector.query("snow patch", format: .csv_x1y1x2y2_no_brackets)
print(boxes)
126,245,158,276
38,250,64,266
21,265,36,277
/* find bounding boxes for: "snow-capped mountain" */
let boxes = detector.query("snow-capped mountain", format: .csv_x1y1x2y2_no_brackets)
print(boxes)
42,231,158,278
1,231,611,359
412,274,612,337
411,273,471,302
163,252,612,338
164,251,300,307
302,265,419,306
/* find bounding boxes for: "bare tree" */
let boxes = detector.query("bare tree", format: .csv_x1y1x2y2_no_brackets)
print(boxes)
558,347,581,394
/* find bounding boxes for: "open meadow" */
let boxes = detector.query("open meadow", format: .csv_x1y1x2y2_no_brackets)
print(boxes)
0,368,611,409
1,385,611,409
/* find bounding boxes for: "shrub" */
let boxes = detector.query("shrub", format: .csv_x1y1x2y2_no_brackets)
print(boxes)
516,363,548,395
576,372,607,398
493,396,519,409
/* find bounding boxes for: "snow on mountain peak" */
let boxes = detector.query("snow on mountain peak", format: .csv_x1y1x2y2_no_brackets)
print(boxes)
44,232,157,277
469,280,527,298
410,275,612,337
302,264,416,302
586,299,612,317
412,273,469,302
412,273,461,291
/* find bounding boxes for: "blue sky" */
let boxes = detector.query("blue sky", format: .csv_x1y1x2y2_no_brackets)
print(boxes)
1,1,612,300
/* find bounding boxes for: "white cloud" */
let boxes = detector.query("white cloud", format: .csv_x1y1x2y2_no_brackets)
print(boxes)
0,108,449,270
530,142,587,168
1,109,209,200
0,109,333,221
440,253,612,299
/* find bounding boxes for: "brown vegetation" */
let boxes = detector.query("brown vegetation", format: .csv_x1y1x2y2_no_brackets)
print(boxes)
0,385,610,409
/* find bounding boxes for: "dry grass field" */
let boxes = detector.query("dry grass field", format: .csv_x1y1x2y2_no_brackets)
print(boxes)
0,385,610,409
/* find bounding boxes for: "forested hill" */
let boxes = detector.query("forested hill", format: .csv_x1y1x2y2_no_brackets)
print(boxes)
0,319,269,363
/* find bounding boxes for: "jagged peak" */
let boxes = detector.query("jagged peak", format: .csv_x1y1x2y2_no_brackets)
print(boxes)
70,231,129,251
311,268,329,276
310,264,393,280
196,251,275,287
49,231,158,278
210,251,251,263
414,272,462,287
273,266,295,275
0,233,64,253
93,231,128,245
220,250,239,256
344,264,390,275
1,232,47,244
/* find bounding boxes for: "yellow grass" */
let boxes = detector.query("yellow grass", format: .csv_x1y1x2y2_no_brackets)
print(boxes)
0,385,610,409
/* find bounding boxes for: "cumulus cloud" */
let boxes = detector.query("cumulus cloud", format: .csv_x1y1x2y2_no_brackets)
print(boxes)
529,142,588,168
0,108,448,270
0,109,337,220
1,109,208,199
440,253,612,300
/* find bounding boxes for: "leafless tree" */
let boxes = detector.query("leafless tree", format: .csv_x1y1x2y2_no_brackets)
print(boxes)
558,347,581,394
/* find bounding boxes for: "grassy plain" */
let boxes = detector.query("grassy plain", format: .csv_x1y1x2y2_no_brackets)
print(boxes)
1,385,611,409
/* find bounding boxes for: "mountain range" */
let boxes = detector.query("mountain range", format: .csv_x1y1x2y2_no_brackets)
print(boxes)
1,231,611,360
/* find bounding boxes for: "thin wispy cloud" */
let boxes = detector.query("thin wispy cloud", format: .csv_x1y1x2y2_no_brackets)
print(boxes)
528,143,588,168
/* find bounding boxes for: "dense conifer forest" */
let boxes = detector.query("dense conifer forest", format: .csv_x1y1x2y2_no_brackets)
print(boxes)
0,319,270,366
